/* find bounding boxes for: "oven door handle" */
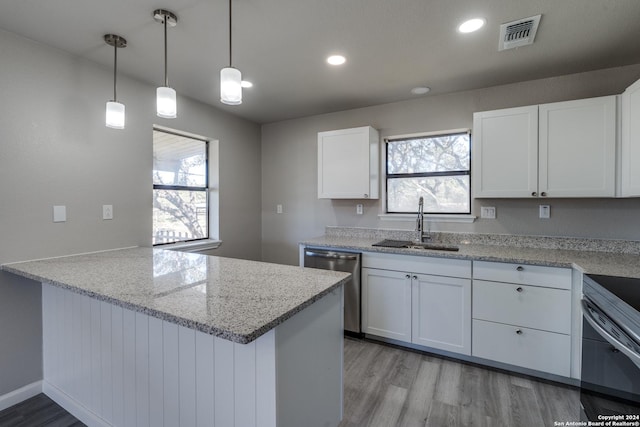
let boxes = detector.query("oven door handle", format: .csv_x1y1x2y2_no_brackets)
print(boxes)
582,299,640,370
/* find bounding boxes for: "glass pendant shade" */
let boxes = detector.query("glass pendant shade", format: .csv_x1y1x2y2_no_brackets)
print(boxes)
220,67,242,105
156,86,177,118
105,101,125,129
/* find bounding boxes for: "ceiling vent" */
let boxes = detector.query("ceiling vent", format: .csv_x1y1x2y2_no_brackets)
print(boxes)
498,14,542,51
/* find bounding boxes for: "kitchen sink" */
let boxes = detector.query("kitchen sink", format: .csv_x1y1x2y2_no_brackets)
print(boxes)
372,239,459,252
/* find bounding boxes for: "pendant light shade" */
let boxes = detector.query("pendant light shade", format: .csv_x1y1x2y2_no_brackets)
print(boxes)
220,67,242,105
104,34,127,129
156,86,177,118
106,101,125,129
154,9,178,118
220,0,242,105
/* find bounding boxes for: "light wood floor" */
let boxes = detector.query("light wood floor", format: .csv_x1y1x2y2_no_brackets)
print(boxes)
0,337,580,427
341,337,580,426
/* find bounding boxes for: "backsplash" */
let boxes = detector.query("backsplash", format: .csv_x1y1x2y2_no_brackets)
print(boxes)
325,226,640,255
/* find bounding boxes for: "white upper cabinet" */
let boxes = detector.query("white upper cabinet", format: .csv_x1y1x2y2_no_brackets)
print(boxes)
539,96,616,197
473,106,538,198
473,96,617,198
317,126,379,199
620,78,640,196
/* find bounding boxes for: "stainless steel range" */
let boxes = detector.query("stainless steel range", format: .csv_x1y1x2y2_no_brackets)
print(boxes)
581,274,640,420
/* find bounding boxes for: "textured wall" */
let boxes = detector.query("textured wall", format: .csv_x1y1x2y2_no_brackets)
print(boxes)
261,64,640,265
0,29,261,395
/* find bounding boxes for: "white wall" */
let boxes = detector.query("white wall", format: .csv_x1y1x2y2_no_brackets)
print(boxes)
0,29,261,395
261,64,640,265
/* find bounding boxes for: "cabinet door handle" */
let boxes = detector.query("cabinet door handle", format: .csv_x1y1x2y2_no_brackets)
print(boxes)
405,274,411,279
531,192,537,197
516,266,524,272
364,193,369,198
541,192,547,197
412,275,418,280
516,287,523,292
516,329,523,335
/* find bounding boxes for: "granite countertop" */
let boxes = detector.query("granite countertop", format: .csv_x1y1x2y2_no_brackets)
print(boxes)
301,235,640,279
1,247,350,344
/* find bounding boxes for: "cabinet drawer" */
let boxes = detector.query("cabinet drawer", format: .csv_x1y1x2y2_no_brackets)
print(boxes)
473,261,571,290
363,252,471,278
472,280,571,334
472,319,570,377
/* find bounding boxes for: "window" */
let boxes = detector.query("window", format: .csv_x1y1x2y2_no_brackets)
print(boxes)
386,131,471,214
153,129,209,245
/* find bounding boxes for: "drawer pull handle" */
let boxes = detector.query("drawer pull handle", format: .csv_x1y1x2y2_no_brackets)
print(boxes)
516,329,523,335
516,266,524,272
412,275,418,280
405,274,411,279
531,192,537,197
516,287,523,293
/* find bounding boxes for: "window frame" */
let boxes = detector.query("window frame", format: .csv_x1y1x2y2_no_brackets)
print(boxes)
152,128,210,246
384,129,472,216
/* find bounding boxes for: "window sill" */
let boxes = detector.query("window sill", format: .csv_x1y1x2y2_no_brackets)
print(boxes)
160,239,222,253
378,214,477,224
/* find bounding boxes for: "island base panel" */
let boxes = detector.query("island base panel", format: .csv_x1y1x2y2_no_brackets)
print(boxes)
41,283,343,427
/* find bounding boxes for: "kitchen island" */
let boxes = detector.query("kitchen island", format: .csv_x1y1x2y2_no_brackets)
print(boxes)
2,247,350,427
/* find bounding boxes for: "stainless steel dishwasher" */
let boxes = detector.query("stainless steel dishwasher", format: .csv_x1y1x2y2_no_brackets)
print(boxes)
304,248,361,334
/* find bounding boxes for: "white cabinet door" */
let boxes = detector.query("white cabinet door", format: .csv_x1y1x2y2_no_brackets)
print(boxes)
411,274,471,355
621,79,640,196
472,106,538,198
317,126,379,199
361,268,412,342
539,96,616,197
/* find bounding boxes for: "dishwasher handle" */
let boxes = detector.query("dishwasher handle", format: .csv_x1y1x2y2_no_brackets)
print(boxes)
305,250,359,261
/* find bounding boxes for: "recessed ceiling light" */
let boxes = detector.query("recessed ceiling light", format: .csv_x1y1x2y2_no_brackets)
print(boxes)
458,18,485,33
241,80,253,88
411,86,431,95
327,55,346,65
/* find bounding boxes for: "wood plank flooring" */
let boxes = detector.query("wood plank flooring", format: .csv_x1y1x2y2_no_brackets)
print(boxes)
0,337,580,426
0,394,84,427
341,337,581,426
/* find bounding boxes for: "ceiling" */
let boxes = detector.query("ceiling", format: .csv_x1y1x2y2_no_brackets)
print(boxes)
2,0,640,124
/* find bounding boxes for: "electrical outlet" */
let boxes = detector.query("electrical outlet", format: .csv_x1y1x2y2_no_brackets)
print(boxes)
103,205,113,220
480,206,496,219
356,204,363,215
539,205,550,219
276,204,283,214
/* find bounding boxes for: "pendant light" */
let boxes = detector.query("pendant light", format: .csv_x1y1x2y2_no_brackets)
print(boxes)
153,9,178,118
220,0,242,105
104,34,127,129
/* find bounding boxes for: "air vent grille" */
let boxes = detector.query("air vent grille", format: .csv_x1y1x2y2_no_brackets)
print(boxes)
499,14,541,51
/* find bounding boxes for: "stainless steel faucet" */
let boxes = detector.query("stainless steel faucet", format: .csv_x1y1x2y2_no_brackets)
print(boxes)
415,196,430,243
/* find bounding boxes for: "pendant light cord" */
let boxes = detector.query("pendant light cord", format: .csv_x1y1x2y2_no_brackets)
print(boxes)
164,17,169,87
229,0,233,67
113,41,118,101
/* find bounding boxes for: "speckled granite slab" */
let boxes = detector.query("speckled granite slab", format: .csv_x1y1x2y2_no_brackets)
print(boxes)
301,227,640,280
1,247,350,344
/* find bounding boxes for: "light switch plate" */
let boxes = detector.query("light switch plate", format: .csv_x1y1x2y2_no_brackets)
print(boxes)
276,204,283,214
53,205,66,222
103,205,113,220
480,206,496,219
356,204,363,215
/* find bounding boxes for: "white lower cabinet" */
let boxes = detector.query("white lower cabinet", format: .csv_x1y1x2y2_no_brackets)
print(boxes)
472,320,571,377
361,253,472,355
361,268,412,342
471,261,573,377
361,254,575,379
412,274,471,355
